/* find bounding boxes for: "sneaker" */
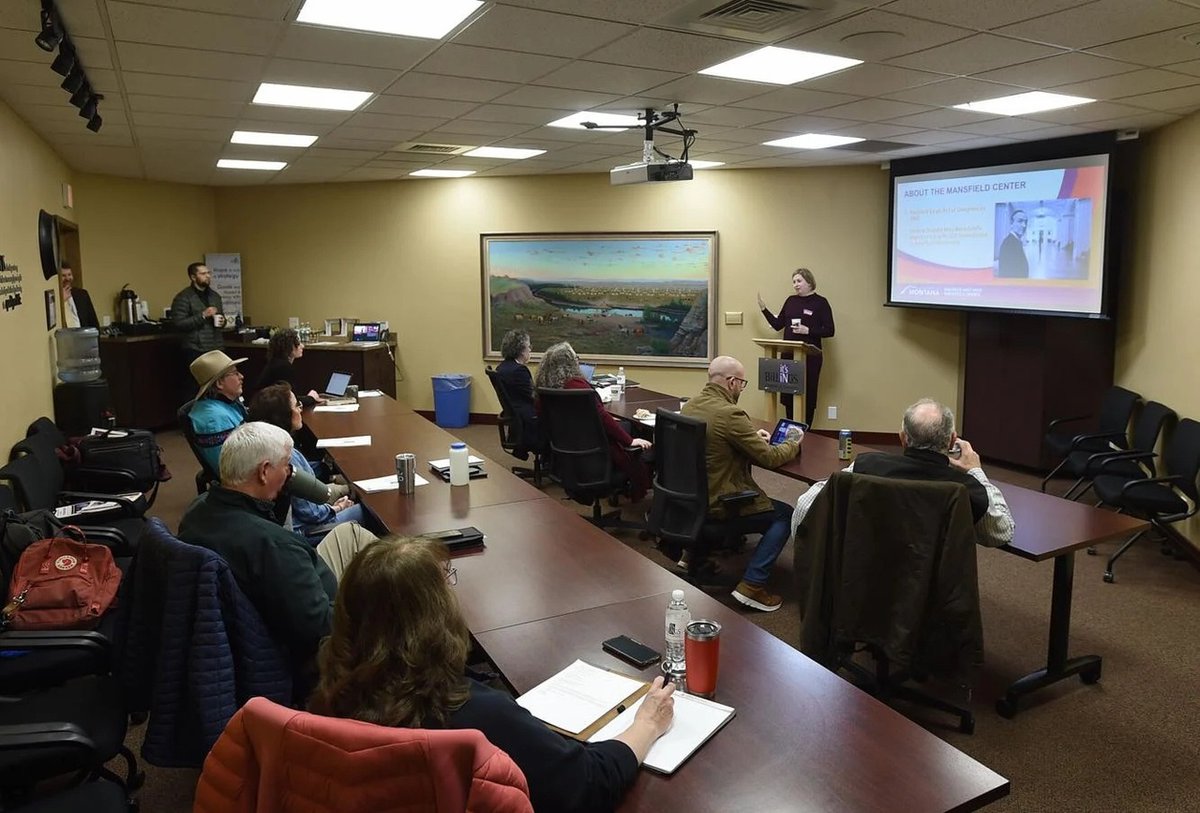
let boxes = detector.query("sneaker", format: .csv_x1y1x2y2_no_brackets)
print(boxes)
731,581,782,612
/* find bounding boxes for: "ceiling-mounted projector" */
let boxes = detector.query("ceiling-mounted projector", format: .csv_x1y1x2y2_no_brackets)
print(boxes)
610,161,694,186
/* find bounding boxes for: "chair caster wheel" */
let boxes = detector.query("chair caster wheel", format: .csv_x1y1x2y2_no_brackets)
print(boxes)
1080,665,1102,685
1103,571,1115,583
1086,546,1097,555
959,714,976,734
995,696,1018,719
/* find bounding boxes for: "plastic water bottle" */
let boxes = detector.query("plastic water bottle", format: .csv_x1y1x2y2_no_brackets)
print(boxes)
664,589,690,669
449,442,470,486
616,366,627,395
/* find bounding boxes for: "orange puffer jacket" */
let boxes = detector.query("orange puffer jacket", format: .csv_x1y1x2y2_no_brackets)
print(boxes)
194,697,533,813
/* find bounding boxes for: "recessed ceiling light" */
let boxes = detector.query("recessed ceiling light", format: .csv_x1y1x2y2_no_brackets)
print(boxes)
231,131,319,148
953,91,1095,116
764,133,865,150
297,0,484,40
464,147,547,159
699,46,862,86
688,160,725,169
410,169,476,178
547,111,643,130
252,82,371,111
217,159,288,171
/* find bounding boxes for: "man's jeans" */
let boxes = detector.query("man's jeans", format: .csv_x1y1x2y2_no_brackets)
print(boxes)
726,499,793,585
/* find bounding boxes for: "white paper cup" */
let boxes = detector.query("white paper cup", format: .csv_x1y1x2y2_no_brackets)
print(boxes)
213,313,225,327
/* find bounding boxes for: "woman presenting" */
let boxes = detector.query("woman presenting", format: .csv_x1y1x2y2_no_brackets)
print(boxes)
757,267,835,426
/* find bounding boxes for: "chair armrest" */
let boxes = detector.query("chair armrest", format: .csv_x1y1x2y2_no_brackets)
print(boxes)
718,490,759,518
1066,430,1127,451
1121,474,1185,494
74,524,132,554
1047,414,1091,431
0,722,97,753
0,630,111,657
1091,449,1155,470
71,466,140,492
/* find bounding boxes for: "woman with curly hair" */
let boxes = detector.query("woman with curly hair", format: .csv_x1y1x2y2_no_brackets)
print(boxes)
534,342,652,501
256,327,324,407
309,536,675,813
496,329,539,450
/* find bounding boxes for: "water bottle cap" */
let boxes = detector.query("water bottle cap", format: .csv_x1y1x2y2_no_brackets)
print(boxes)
672,589,684,601
451,442,467,450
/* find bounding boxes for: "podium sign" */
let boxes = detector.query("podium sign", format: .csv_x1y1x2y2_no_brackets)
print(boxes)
758,357,805,395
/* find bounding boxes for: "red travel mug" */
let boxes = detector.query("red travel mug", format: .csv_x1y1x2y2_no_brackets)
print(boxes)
684,620,721,698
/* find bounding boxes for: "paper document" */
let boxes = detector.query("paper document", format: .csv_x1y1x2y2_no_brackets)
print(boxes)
354,473,428,492
355,341,382,348
315,435,372,448
88,428,129,438
516,660,644,735
590,693,735,774
357,389,383,398
638,415,656,426
306,341,338,346
54,492,142,518
313,404,360,413
428,455,484,468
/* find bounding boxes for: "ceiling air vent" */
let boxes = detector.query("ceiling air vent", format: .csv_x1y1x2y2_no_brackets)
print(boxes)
660,0,855,43
392,142,473,155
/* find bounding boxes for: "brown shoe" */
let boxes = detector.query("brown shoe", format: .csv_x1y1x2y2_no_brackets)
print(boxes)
732,581,782,612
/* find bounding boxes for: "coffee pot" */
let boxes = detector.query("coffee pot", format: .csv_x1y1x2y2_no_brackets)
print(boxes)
117,284,138,324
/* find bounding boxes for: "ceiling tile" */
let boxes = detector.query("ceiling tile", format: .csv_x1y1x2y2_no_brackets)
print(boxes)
135,122,230,139
339,112,449,132
974,52,1140,88
453,6,634,58
0,0,105,37
316,135,400,151
46,128,135,149
430,118,532,137
1023,100,1156,123
461,103,569,124
886,107,999,128
1054,67,1198,99
341,167,418,181
635,74,773,107
729,86,858,114
887,128,977,145
803,63,947,96
781,10,974,61
239,106,352,126
995,0,1200,50
115,42,267,81
365,95,478,118
325,125,423,142
106,1,283,54
587,29,751,73
15,101,127,126
684,107,788,128
533,61,684,95
880,0,1095,30
233,117,338,136
495,1,690,26
417,44,568,84
490,84,620,110
274,25,438,71
1085,110,1182,129
889,34,1065,75
64,146,144,176
1118,82,1200,110
809,98,934,121
127,94,246,118
116,0,295,21
948,116,1065,136
384,73,519,103
122,72,255,101
1164,57,1200,77
0,29,111,67
750,114,869,135
262,58,400,92
884,77,1033,106
819,122,921,139
1086,24,1200,66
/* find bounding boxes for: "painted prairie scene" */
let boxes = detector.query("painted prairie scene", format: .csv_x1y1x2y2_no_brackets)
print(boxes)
484,234,714,362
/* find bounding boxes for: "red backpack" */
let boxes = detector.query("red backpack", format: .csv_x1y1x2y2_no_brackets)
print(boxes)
1,527,121,631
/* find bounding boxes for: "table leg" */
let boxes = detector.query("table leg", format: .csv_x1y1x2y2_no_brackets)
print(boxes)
996,551,1102,718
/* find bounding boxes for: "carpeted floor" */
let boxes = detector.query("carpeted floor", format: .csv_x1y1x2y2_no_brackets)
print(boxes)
128,422,1200,812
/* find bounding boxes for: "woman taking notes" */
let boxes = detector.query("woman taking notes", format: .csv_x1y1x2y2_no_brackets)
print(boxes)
310,537,676,813
757,267,835,425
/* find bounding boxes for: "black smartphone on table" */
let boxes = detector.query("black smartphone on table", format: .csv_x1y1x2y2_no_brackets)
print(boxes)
602,635,662,669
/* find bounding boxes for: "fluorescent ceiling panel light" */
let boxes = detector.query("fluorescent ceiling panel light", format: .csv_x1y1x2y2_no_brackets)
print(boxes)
688,160,725,169
217,158,287,171
764,133,864,150
231,131,318,148
953,91,1095,116
297,0,483,39
547,111,642,130
253,82,371,111
410,169,476,178
464,147,546,159
699,46,861,86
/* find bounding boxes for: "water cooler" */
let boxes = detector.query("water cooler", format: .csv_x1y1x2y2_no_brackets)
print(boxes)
53,327,113,435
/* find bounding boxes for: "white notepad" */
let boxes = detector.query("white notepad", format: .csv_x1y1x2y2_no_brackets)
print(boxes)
313,404,360,413
516,660,644,735
357,389,383,398
354,473,428,492
315,435,372,448
428,455,484,468
589,693,735,774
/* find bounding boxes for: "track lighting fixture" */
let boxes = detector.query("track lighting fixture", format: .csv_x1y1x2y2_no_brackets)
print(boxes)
37,0,102,134
86,113,102,133
50,43,74,75
79,94,100,120
34,6,61,51
60,66,84,93
69,82,90,108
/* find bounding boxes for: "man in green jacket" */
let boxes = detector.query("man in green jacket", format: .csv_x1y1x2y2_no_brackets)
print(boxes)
682,356,803,612
170,261,225,365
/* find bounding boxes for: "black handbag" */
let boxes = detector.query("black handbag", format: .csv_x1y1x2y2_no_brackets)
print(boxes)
73,429,167,494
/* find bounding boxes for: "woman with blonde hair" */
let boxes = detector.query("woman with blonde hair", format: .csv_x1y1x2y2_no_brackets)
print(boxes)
534,341,652,501
310,536,676,813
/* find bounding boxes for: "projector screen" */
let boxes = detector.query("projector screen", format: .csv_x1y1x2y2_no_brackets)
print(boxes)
888,153,1111,317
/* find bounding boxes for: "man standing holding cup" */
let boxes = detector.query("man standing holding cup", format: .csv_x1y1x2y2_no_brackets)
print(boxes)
170,261,226,366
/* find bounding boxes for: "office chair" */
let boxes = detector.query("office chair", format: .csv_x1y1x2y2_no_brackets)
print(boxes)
1041,386,1141,493
647,410,756,585
0,774,132,813
1056,401,1176,501
795,473,982,734
537,388,645,532
178,400,219,495
484,366,547,487
1089,418,1200,583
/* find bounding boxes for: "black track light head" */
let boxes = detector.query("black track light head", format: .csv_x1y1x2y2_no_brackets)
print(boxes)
50,44,75,76
86,113,102,133
79,94,100,120
34,8,62,52
69,82,90,108
60,66,84,93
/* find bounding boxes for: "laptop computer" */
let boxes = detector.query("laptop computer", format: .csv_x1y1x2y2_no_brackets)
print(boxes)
322,371,356,404
579,362,596,382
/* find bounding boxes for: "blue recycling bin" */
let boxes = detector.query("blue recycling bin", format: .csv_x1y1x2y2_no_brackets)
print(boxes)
432,373,472,428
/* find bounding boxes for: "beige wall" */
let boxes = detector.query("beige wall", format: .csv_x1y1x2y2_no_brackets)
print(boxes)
0,98,73,453
71,174,217,324
214,167,963,428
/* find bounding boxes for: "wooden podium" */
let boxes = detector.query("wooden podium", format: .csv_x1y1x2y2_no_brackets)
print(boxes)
752,339,821,423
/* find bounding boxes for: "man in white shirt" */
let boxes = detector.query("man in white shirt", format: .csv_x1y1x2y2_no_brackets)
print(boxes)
792,398,1015,548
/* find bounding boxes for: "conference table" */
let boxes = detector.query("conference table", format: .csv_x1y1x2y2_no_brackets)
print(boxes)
304,393,1010,812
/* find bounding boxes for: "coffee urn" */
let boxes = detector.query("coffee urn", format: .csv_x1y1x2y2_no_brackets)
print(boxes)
117,284,138,323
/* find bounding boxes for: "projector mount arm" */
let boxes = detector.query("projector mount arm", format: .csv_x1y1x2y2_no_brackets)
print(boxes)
582,105,698,164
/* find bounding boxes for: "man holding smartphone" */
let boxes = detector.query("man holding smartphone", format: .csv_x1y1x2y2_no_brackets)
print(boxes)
791,398,1014,548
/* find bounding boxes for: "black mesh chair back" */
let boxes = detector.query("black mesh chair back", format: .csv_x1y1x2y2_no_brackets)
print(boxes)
484,366,522,454
1163,418,1200,504
648,410,708,544
1097,387,1142,436
23,416,68,450
0,453,58,512
537,388,613,498
179,399,219,492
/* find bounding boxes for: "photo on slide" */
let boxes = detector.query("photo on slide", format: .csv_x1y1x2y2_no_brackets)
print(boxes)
993,199,1093,281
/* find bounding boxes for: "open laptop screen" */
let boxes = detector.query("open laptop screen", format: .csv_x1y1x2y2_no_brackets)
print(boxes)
579,363,596,382
325,371,352,396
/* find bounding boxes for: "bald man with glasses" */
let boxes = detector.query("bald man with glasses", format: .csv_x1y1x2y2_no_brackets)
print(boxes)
681,356,803,612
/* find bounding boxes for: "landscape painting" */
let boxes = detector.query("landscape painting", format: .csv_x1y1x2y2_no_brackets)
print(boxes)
482,232,716,366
